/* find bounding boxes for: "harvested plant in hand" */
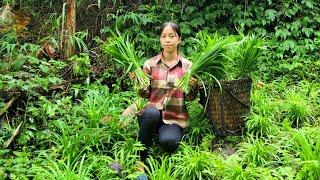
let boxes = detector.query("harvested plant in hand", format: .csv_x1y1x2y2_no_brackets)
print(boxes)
102,30,150,90
175,32,236,93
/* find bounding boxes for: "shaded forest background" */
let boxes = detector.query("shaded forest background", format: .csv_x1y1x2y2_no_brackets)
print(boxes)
0,0,319,179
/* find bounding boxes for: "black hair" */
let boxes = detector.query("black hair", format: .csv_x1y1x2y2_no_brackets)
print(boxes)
160,22,181,37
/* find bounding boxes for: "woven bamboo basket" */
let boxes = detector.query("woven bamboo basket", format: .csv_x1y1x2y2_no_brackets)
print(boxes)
200,77,252,136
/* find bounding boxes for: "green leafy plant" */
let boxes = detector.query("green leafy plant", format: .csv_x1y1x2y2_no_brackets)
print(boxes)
48,120,89,165
0,32,17,58
67,31,89,53
223,154,272,180
0,1,319,180
250,85,281,116
282,88,315,127
228,34,267,79
173,143,221,179
184,101,212,145
245,113,277,137
175,32,235,93
102,30,149,90
107,139,143,178
32,152,98,180
76,89,109,127
145,156,177,180
289,128,320,180
237,135,279,167
0,150,34,179
70,53,91,77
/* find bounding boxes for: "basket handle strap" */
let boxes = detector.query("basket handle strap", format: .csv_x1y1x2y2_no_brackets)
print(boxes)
225,129,241,134
224,86,249,135
220,91,227,135
225,87,250,108
205,89,220,134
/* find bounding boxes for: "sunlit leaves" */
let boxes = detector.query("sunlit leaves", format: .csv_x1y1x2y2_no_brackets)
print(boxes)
304,0,314,9
265,9,277,21
275,28,291,39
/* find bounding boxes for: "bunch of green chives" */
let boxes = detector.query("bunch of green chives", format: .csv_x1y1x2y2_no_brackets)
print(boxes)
175,32,236,93
102,30,150,90
233,34,267,78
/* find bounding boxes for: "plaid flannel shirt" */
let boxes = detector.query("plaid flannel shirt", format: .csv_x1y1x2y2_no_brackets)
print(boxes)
139,52,197,128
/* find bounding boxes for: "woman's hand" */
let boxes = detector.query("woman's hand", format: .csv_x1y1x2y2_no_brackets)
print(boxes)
128,71,135,80
189,77,198,89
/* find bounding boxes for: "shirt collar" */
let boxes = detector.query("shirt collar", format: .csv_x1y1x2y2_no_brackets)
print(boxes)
155,51,182,67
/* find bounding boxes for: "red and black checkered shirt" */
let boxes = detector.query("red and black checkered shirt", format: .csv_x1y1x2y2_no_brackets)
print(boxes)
139,52,197,128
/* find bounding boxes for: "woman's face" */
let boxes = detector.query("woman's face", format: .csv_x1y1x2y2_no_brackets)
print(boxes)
160,25,181,53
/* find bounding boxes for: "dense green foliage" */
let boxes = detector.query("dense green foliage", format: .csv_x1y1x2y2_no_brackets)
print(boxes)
1,0,319,179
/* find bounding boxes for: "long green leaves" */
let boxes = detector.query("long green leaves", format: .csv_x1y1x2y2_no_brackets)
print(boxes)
173,143,222,179
102,30,150,90
231,34,267,78
175,32,235,93
175,32,267,93
237,135,280,167
290,128,320,179
145,156,177,180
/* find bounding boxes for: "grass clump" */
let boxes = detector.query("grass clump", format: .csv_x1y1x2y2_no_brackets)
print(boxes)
237,135,280,167
173,143,223,179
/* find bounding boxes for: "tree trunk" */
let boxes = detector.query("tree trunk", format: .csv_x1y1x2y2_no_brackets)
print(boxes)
62,0,76,60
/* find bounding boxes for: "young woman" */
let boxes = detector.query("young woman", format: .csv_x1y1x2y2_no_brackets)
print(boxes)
130,22,198,162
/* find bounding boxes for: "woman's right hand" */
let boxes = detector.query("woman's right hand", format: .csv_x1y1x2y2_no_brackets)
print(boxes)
189,77,198,89
128,71,135,80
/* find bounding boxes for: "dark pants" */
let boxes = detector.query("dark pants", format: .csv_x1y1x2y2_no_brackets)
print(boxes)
138,107,183,161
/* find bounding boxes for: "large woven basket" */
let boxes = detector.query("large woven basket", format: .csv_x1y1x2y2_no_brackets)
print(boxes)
200,77,252,136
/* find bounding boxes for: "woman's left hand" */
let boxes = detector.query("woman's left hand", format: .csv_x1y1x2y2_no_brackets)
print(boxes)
189,77,198,89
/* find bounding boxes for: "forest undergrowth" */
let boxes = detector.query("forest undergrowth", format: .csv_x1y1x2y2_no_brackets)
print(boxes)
1,1,320,179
